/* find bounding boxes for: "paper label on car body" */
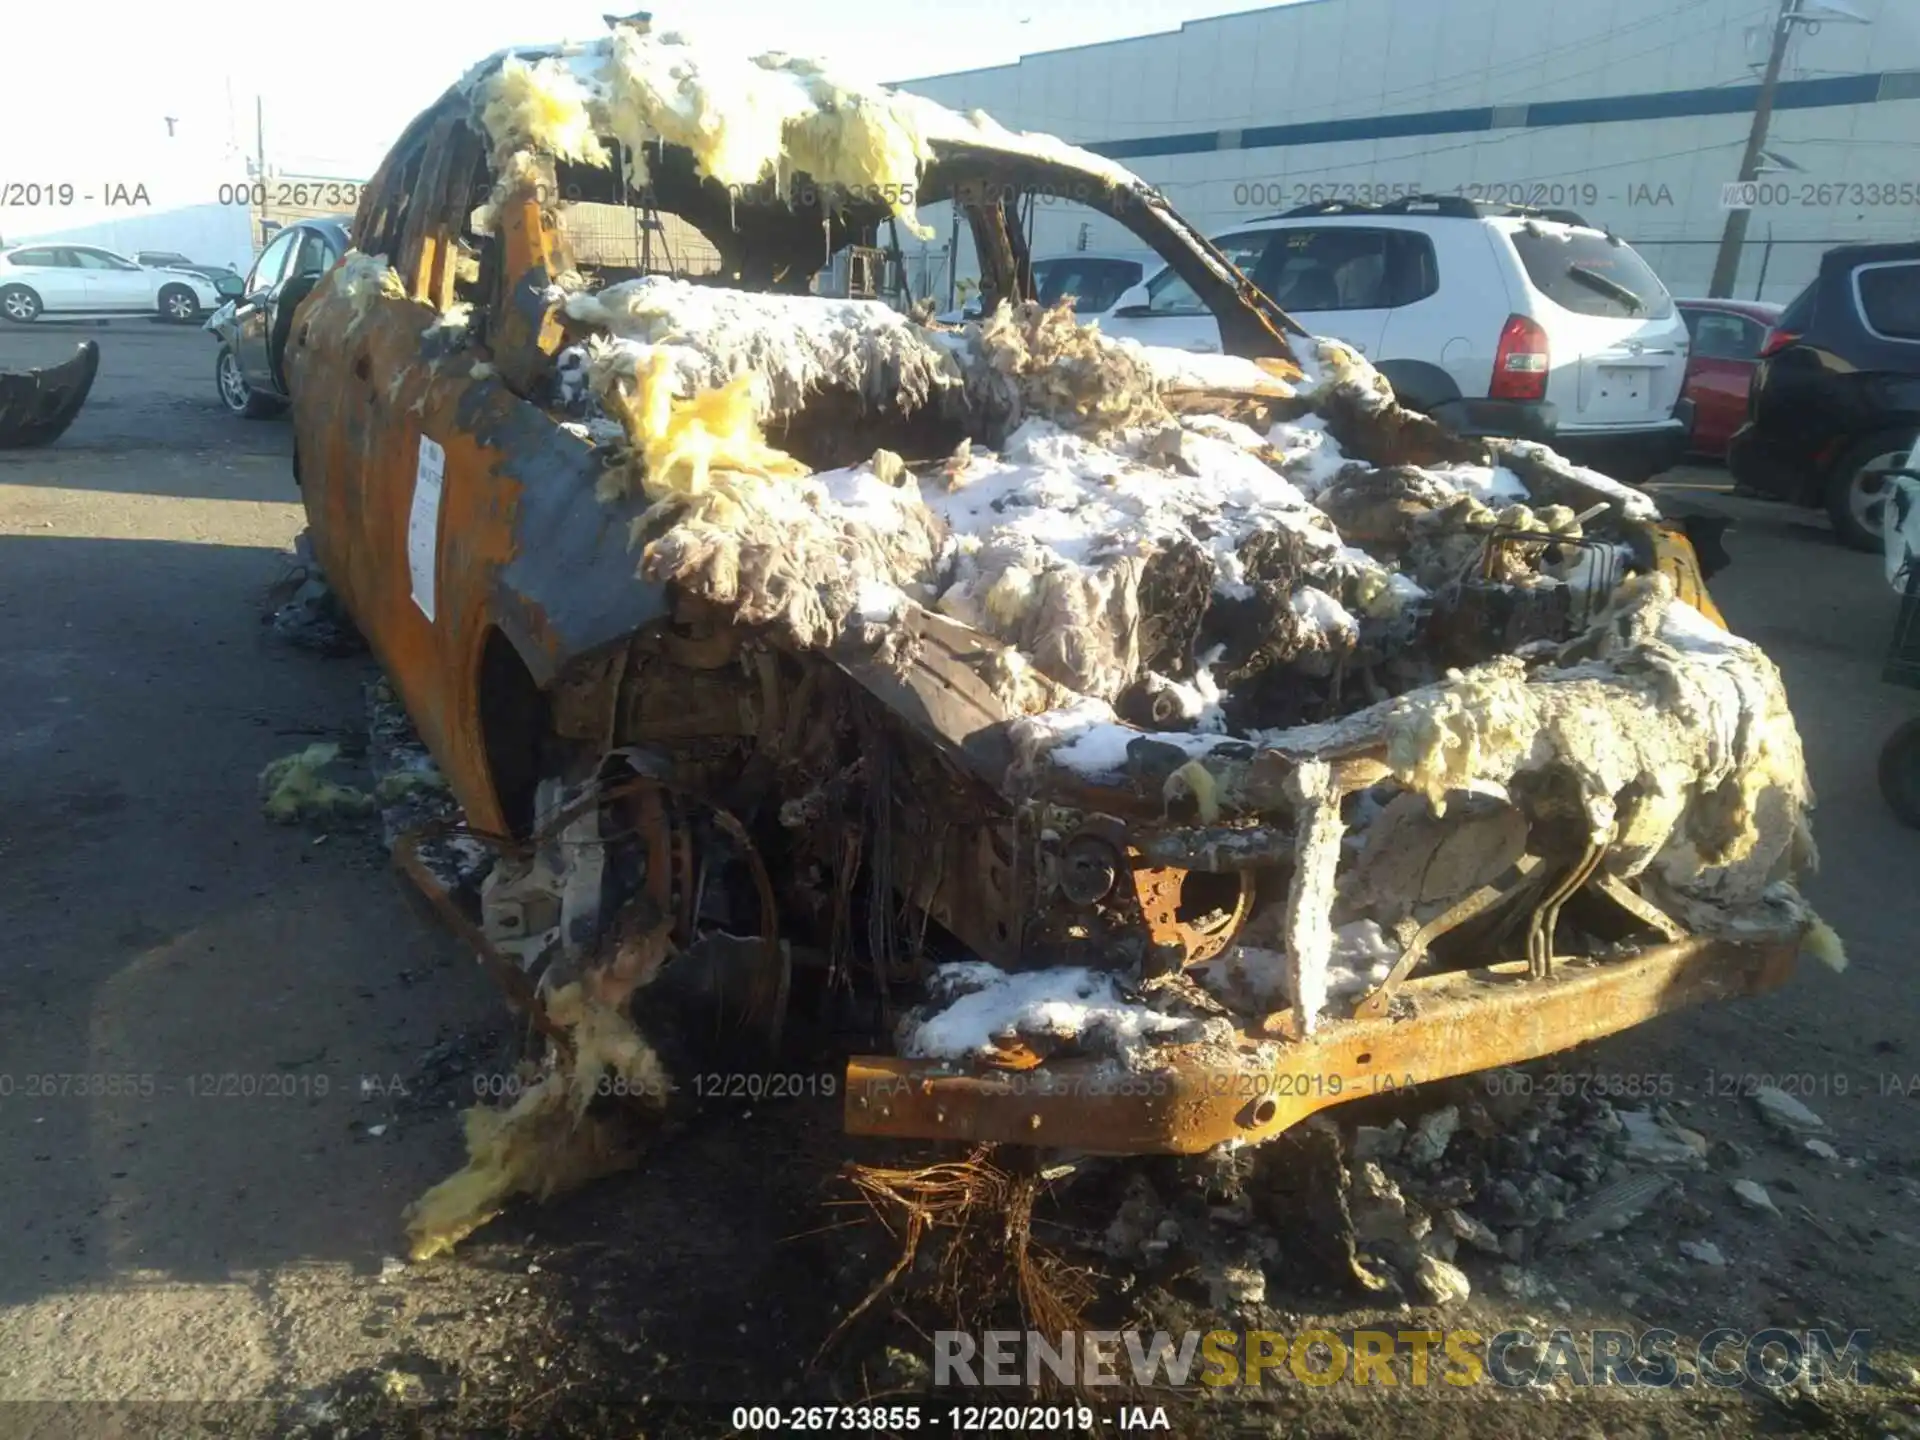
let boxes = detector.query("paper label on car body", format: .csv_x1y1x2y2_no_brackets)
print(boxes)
408,434,446,621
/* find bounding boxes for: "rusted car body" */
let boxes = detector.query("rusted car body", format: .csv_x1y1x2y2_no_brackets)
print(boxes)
288,33,1813,1167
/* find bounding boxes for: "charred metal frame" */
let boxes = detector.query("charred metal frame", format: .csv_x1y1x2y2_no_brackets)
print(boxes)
288,53,1796,1158
846,934,1799,1154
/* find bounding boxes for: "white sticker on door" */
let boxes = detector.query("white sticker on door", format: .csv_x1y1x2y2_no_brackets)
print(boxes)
408,434,446,622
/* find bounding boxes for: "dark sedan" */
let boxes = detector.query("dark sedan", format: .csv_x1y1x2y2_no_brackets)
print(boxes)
1727,241,1920,550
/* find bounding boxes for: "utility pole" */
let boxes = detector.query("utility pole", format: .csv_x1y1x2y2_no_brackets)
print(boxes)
1707,0,1799,298
255,96,269,251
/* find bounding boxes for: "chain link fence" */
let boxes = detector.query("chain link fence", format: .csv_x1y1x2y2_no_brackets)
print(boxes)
564,202,723,276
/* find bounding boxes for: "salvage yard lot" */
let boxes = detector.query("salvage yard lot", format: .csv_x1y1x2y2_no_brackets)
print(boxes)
1,321,1918,1435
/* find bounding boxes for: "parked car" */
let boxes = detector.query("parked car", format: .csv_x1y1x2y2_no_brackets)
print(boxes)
937,251,1147,323
1675,298,1782,460
1098,197,1694,483
205,218,350,418
0,243,225,323
1727,241,1920,551
166,263,246,300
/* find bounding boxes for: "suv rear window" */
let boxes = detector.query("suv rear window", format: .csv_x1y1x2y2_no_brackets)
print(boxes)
1507,227,1674,320
1856,261,1920,342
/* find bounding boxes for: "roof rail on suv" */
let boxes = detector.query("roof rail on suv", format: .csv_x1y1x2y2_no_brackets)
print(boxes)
1254,194,1590,227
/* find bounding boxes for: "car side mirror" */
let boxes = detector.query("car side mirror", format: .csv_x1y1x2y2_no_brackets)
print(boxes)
1110,282,1152,318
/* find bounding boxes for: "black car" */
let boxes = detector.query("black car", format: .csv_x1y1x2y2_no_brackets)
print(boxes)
1728,240,1920,551
207,217,350,418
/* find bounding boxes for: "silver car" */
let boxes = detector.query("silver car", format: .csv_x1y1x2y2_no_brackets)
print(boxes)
203,218,350,418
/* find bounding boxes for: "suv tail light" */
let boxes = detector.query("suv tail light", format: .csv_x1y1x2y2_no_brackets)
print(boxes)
1758,328,1799,358
1491,314,1550,402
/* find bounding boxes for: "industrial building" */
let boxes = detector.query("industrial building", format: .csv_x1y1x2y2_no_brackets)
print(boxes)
900,0,1920,302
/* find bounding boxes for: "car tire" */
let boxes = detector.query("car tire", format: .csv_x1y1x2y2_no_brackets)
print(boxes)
0,285,42,323
1825,432,1912,553
217,346,283,419
1878,717,1920,830
159,284,201,324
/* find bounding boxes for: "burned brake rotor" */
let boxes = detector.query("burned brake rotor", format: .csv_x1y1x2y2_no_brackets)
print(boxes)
1127,858,1255,967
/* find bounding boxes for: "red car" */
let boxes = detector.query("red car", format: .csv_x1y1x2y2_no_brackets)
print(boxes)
1676,298,1784,460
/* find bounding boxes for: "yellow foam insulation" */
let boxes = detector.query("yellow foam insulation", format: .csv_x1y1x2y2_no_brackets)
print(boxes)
258,743,375,824
779,86,935,236
1378,576,1812,894
632,351,809,502
469,32,935,237
1803,916,1847,972
588,344,810,504
602,30,804,192
1165,758,1222,825
402,981,669,1261
475,55,611,172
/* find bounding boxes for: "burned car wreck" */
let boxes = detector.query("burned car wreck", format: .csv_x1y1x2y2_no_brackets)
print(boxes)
282,25,1833,1259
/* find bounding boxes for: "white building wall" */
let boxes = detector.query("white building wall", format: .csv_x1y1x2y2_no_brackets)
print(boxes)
0,87,258,272
902,0,1920,303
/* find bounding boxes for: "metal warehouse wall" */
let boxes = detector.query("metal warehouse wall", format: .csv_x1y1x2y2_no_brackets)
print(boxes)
901,0,1920,303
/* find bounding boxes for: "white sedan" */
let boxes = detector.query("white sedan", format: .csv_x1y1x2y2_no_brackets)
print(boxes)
0,243,224,324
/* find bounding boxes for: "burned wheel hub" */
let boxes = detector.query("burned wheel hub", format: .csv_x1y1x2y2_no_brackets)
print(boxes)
1127,859,1254,967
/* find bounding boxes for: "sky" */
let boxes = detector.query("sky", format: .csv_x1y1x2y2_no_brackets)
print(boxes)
1,1,1289,181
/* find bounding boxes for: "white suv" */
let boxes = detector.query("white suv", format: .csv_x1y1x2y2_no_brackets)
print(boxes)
1099,197,1694,483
